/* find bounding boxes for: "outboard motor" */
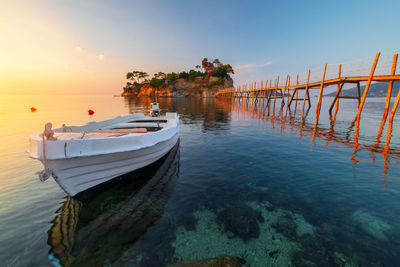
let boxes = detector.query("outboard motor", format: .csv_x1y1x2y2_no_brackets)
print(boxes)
151,102,160,117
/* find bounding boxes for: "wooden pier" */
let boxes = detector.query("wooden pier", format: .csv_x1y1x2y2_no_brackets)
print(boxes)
215,52,400,128
215,53,400,185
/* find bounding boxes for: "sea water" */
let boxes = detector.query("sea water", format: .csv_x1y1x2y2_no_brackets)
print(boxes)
0,94,399,266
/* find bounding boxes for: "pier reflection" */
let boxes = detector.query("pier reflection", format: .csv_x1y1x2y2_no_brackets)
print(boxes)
47,142,180,266
216,98,400,184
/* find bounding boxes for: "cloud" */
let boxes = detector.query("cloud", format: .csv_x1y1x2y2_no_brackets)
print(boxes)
75,46,106,61
234,61,272,72
96,54,105,60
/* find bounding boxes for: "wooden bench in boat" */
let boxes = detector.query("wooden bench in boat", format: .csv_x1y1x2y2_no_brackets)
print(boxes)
54,128,148,140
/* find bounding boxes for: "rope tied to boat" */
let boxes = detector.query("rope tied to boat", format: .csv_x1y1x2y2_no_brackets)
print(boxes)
37,122,57,182
62,124,72,132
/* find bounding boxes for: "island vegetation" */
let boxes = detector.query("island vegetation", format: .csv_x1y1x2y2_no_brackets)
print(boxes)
122,58,234,97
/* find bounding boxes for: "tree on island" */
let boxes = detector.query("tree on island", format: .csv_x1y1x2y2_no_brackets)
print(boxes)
124,58,233,92
126,71,149,84
202,58,234,81
153,72,166,79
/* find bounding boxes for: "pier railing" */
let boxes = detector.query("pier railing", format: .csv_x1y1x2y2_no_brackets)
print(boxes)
215,52,400,127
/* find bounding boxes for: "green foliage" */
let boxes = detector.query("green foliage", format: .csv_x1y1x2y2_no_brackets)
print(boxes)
189,69,205,80
126,72,133,80
166,72,179,81
126,70,149,83
149,78,165,87
154,72,166,79
178,71,189,79
125,58,232,91
213,64,234,78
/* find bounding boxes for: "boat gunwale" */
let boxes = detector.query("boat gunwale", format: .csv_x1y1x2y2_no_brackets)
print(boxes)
28,113,179,160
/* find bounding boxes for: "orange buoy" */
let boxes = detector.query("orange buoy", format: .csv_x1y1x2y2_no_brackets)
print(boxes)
88,109,94,115
30,107,37,112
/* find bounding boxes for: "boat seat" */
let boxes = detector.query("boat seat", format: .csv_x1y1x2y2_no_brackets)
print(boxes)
90,128,147,134
53,128,147,140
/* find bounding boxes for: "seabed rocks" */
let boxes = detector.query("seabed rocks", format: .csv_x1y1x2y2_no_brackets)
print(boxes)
216,203,262,241
168,254,241,267
171,201,359,267
352,210,392,241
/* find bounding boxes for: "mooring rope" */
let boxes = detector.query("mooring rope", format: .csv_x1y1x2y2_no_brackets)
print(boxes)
37,122,55,181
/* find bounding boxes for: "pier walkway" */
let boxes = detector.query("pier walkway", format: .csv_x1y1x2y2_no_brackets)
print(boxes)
216,53,400,126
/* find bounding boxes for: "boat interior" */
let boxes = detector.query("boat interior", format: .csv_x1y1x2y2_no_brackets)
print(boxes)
51,114,172,140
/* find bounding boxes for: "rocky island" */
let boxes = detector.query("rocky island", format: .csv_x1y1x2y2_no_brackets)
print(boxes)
122,58,234,97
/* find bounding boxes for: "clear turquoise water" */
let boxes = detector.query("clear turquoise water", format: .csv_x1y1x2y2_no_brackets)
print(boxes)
0,95,400,266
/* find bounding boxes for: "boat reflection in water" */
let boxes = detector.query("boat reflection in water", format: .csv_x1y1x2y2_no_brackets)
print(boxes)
47,141,180,266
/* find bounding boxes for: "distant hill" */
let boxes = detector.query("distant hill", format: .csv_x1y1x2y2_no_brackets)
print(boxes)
325,81,400,97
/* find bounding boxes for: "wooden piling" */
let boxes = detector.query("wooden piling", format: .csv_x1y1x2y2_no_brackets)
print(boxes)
301,69,311,119
356,82,361,106
315,63,327,125
329,64,341,114
388,84,400,124
285,76,291,115
382,54,398,120
273,76,279,115
281,75,289,109
356,52,380,119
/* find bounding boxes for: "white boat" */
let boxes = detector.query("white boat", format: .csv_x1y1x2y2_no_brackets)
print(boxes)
28,108,179,197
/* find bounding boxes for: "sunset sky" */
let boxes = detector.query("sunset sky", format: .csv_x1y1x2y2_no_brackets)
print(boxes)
1,0,400,95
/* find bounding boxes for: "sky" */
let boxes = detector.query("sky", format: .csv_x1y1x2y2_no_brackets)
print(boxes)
1,0,400,95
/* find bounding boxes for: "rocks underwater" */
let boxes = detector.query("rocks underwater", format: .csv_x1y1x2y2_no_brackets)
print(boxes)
171,201,361,267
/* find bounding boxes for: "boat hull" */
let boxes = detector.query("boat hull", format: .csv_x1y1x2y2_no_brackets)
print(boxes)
47,133,179,196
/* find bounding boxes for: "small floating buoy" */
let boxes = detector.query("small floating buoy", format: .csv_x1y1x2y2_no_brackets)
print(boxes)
88,109,94,115
30,107,37,112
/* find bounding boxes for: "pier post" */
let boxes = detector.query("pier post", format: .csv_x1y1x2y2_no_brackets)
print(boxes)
281,75,289,109
301,69,311,119
285,76,291,115
273,76,279,115
388,85,400,124
356,82,361,106
383,54,398,120
329,64,341,114
315,63,327,125
356,52,380,119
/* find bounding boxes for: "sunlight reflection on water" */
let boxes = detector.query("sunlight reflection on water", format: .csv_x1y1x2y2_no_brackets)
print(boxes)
0,95,399,266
